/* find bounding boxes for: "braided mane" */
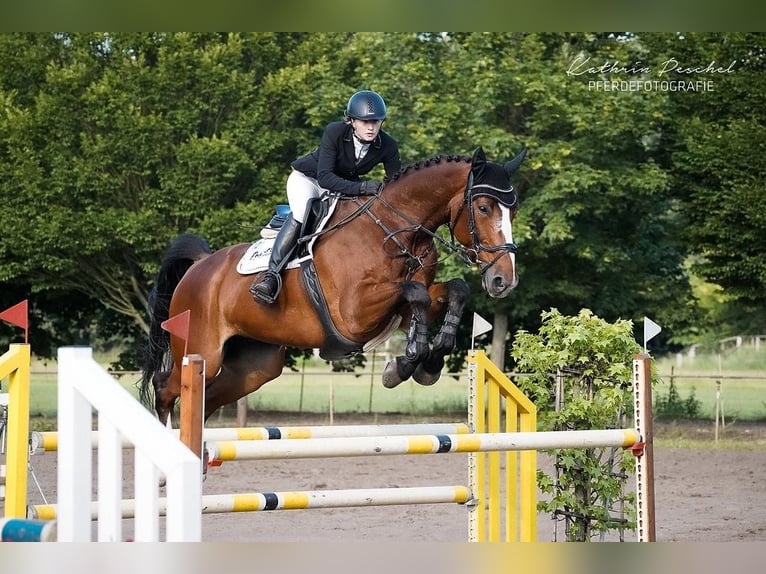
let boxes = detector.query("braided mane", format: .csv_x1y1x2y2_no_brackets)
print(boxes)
384,153,472,183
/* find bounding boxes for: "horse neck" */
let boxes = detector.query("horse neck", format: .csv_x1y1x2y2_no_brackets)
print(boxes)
384,161,469,231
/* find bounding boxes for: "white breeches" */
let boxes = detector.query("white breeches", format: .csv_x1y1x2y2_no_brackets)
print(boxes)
286,169,326,223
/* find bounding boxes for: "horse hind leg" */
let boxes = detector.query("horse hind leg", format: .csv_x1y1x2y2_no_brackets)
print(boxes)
152,369,179,426
382,281,431,388
413,278,471,386
202,337,284,420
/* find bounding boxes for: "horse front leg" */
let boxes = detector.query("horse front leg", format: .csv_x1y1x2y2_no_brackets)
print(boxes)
382,281,431,388
412,278,471,386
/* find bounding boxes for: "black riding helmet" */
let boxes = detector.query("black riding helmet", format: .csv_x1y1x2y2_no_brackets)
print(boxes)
345,90,387,121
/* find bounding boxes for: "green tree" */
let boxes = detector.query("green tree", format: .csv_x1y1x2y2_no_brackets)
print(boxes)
0,33,295,354
419,33,697,363
3,32,761,369
511,308,641,541
642,32,766,335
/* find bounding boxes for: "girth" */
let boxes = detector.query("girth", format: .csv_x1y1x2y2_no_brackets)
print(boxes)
299,259,363,361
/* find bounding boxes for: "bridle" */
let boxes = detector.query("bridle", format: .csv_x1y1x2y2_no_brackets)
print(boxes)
448,171,519,275
351,169,519,278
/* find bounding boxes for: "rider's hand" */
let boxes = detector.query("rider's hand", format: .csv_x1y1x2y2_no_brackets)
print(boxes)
358,181,383,196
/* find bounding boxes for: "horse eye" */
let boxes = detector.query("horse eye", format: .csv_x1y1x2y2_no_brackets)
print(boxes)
478,204,491,215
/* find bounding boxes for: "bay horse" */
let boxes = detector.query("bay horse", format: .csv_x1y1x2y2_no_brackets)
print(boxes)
140,146,526,423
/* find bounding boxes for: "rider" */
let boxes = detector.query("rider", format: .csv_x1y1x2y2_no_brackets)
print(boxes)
250,90,402,305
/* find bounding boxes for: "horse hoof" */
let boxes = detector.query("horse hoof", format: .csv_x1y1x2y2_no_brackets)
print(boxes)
413,364,441,386
382,360,404,388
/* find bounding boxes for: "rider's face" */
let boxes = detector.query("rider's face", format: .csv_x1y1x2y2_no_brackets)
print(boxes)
351,118,383,143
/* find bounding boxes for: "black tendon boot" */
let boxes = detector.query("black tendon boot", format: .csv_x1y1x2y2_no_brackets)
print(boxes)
249,215,301,304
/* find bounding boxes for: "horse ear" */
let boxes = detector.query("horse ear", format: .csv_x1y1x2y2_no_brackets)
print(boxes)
471,146,487,177
503,145,527,176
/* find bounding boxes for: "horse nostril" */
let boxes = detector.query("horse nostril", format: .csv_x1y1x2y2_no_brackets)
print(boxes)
492,275,506,291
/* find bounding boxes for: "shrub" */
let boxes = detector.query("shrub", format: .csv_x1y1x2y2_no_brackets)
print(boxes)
654,379,701,419
512,308,642,541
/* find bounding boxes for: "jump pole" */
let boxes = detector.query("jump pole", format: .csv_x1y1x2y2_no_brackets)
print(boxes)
30,423,472,452
0,518,56,542
206,429,641,461
31,485,471,519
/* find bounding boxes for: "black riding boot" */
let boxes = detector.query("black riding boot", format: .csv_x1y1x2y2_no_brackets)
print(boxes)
249,215,301,304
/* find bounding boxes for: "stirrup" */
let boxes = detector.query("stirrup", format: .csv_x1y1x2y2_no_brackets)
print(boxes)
249,271,283,305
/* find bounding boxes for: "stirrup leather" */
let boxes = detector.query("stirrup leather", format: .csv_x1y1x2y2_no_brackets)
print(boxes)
250,270,283,304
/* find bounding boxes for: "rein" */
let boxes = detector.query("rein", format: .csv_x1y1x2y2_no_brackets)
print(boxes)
295,196,376,244
360,194,442,277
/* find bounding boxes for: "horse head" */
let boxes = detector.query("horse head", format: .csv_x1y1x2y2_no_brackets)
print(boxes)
451,145,527,298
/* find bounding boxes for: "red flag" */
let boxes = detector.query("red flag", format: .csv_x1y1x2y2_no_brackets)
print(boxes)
0,300,28,343
161,309,190,356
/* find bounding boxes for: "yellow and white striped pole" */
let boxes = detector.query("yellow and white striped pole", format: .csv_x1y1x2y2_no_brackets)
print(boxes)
29,422,471,453
206,429,641,462
31,485,471,519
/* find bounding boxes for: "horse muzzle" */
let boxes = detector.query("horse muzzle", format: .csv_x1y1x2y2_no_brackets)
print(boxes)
482,269,518,298
477,247,518,298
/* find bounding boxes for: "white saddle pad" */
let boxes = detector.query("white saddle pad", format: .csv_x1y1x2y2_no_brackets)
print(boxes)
236,239,274,275
236,197,341,275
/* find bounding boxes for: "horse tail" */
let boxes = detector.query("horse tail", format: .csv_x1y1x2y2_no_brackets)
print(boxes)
139,234,212,410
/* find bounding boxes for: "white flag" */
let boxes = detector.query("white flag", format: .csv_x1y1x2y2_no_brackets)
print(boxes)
643,316,662,352
472,312,493,339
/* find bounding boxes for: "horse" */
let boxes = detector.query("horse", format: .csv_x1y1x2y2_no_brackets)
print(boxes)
140,145,526,423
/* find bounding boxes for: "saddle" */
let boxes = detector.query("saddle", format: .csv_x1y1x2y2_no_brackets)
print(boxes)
236,198,333,274
238,197,394,360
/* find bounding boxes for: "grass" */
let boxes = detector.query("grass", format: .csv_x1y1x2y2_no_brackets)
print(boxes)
238,368,468,416
13,345,766,434
20,354,470,430
653,346,766,422
655,436,766,450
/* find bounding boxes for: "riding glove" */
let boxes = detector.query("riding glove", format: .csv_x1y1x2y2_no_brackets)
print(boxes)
358,181,383,196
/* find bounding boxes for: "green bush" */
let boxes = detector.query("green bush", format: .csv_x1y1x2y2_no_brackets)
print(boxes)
512,308,641,542
654,379,701,419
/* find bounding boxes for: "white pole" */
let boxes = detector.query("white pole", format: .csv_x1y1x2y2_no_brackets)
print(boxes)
329,375,334,425
30,422,472,453
467,352,478,542
31,485,470,519
207,429,640,462
96,416,123,541
633,354,656,542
